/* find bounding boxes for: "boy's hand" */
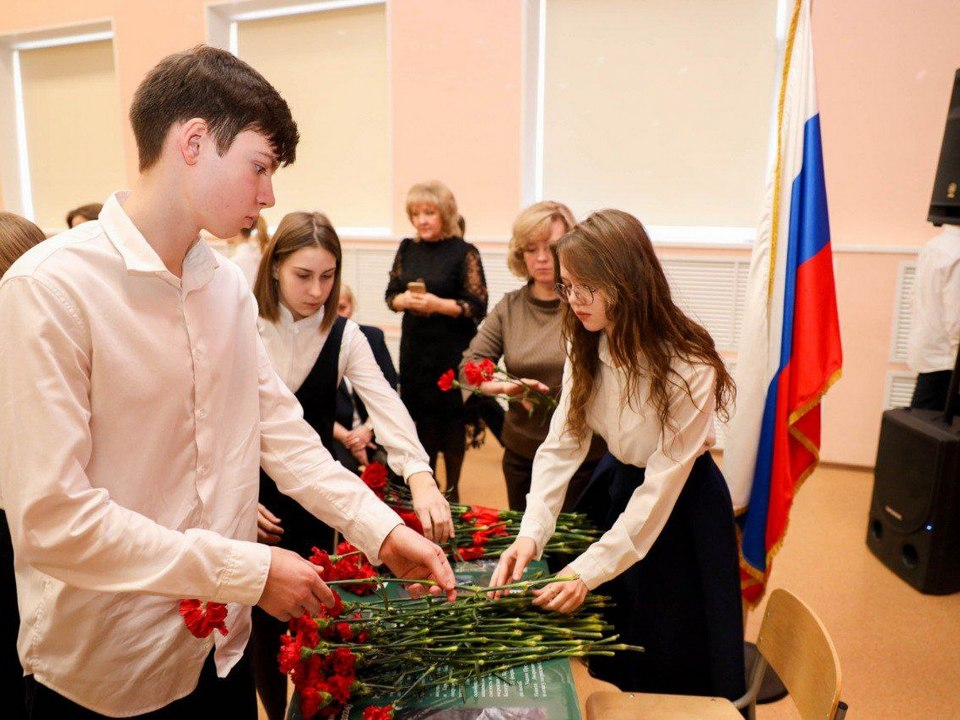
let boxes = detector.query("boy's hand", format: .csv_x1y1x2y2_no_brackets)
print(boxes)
379,524,457,601
257,546,335,621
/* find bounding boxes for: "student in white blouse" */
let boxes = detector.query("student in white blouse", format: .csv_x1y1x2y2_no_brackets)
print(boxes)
490,209,744,699
0,46,455,720
251,211,453,720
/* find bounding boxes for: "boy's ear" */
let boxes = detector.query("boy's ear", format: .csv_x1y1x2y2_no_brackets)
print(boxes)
177,118,210,167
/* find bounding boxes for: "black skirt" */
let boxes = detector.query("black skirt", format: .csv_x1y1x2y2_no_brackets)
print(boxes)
575,451,745,700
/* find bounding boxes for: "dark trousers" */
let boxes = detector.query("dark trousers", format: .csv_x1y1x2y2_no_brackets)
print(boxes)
418,421,466,503
577,452,745,699
911,370,952,411
250,606,289,720
25,650,256,719
501,448,597,513
1,511,26,720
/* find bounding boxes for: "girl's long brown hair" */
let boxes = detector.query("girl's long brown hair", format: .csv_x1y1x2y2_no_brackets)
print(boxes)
558,209,734,443
254,211,341,332
0,212,45,276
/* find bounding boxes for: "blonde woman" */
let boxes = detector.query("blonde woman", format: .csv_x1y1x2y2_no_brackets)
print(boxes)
386,181,488,502
460,201,605,511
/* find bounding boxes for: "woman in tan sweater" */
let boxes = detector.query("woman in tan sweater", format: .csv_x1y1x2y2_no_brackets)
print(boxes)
460,201,605,510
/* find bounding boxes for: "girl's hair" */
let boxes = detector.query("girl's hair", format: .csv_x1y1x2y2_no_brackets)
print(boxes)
405,181,463,239
65,203,103,228
0,212,46,276
508,200,576,278
558,208,734,443
339,283,356,311
242,215,271,253
254,211,341,331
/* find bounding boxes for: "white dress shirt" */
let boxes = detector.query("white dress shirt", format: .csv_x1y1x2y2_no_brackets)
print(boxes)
0,192,401,717
908,225,960,373
518,335,717,590
258,306,432,480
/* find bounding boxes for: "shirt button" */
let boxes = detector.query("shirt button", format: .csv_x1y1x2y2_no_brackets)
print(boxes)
198,408,207,419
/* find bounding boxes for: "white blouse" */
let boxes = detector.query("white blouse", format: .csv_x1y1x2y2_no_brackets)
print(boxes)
258,305,431,480
518,335,717,590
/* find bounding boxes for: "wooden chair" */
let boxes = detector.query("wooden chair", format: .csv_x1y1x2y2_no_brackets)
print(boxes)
585,588,847,720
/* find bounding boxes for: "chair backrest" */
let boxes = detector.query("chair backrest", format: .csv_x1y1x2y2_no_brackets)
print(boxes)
755,588,842,720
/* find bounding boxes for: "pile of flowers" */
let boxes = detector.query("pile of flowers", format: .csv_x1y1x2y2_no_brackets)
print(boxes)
281,576,642,719
360,462,599,562
438,358,558,418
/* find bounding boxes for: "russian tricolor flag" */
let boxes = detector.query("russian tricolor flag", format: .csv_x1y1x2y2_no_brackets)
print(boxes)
723,0,843,605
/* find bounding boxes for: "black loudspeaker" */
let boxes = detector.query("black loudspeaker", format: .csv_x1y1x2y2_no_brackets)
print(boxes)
929,68,960,226
866,408,960,594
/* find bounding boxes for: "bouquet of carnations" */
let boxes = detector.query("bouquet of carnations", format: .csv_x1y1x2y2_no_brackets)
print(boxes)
360,463,600,562
438,358,558,418
281,575,642,719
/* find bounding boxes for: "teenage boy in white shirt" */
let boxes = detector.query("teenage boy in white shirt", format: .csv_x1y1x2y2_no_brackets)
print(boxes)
0,45,455,719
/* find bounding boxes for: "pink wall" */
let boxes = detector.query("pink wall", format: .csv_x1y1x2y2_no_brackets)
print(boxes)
3,0,960,464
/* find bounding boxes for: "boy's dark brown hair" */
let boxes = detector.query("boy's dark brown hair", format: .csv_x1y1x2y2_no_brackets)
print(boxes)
129,45,299,171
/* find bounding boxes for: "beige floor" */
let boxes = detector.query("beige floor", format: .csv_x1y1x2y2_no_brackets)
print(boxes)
263,443,960,719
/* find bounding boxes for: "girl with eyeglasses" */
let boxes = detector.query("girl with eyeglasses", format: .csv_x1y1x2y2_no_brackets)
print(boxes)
489,209,744,700
459,201,605,512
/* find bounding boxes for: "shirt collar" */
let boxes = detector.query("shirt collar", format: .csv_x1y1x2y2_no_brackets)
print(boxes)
598,333,614,367
278,302,325,334
100,191,219,288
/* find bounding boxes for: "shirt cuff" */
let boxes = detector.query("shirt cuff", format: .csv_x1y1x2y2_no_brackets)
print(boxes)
402,461,434,483
343,497,404,567
213,540,272,606
567,553,608,592
517,517,550,560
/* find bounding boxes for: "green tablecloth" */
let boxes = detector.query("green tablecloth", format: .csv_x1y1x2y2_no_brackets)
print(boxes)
288,561,582,719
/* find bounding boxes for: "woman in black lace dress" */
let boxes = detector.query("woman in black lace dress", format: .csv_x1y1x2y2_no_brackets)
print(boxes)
386,181,488,502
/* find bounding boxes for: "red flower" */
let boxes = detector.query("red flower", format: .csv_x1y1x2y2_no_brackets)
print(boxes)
478,358,496,381
363,706,396,720
178,599,229,638
458,545,485,560
462,505,500,527
437,368,456,391
361,462,389,494
331,646,356,676
463,361,485,386
278,634,304,674
326,673,354,705
398,509,424,535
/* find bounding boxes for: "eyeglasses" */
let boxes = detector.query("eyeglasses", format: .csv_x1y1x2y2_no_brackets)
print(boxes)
555,281,597,305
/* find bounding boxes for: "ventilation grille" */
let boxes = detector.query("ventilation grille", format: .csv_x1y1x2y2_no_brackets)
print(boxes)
890,262,917,363
662,258,751,353
885,371,917,410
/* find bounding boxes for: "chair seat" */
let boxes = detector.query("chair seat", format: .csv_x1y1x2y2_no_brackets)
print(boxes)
586,690,743,720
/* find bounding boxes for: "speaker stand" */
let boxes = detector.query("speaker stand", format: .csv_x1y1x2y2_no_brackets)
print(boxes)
744,641,788,704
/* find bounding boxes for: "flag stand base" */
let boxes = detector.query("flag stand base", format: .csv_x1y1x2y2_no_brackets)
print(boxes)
745,641,788,704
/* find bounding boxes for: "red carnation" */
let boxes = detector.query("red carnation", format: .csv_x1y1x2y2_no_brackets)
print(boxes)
458,545,485,560
462,505,500,527
361,462,389,494
363,706,396,720
398,509,424,535
478,358,496,381
278,634,304,674
178,599,229,638
437,368,456,391
463,361,485,386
